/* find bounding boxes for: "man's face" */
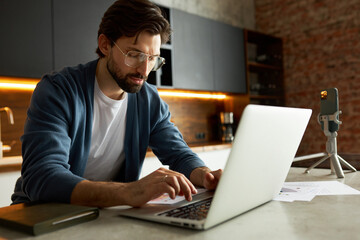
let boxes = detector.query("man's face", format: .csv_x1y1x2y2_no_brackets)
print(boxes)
106,32,161,93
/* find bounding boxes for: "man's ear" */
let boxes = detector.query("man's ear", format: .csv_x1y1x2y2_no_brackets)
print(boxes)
98,34,111,57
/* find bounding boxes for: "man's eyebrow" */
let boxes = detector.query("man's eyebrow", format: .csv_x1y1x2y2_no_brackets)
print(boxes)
126,47,160,56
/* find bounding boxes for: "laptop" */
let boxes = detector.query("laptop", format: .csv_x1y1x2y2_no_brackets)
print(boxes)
118,104,312,230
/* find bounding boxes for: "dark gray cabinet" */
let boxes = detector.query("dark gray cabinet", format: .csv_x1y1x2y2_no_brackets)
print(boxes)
172,9,215,91
212,21,247,93
0,2,247,94
0,0,53,78
53,0,114,71
172,9,246,93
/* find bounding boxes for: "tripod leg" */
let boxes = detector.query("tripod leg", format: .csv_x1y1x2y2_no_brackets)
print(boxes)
331,155,344,178
337,155,357,172
330,161,335,174
305,155,330,173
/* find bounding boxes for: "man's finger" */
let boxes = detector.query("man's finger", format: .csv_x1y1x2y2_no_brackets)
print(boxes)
177,176,193,201
204,169,223,190
212,169,223,179
163,170,197,195
159,182,176,199
164,175,181,196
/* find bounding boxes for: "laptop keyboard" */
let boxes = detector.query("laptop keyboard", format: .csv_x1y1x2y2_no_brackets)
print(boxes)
158,198,212,220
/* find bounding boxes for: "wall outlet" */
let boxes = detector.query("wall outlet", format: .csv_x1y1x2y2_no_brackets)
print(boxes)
195,132,205,139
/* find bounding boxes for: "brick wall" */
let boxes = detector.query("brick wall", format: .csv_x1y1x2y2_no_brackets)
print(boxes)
255,0,360,156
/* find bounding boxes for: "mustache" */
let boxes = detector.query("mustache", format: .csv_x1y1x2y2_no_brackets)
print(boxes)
127,73,147,81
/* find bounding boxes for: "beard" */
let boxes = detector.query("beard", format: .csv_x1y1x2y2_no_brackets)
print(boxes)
106,54,147,93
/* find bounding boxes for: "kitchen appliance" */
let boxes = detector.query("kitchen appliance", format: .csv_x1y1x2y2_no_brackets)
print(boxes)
219,112,234,142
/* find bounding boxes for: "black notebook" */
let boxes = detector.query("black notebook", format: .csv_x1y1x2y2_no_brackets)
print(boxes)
0,202,99,236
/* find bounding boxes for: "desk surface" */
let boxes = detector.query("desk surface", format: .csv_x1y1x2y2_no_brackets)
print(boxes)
1,167,359,240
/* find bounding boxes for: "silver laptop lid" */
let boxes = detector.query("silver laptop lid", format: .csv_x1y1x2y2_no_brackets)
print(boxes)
204,104,312,229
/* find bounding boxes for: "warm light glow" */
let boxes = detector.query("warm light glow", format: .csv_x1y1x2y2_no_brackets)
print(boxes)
0,77,39,91
0,77,227,99
158,90,227,99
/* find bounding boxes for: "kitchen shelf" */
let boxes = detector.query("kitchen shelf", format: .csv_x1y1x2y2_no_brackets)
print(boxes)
244,29,285,106
248,62,282,71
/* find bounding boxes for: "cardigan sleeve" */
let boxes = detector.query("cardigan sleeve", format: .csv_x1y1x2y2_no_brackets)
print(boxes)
148,96,206,179
20,75,85,203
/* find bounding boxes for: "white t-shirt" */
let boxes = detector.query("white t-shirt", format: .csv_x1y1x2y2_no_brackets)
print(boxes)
83,78,127,181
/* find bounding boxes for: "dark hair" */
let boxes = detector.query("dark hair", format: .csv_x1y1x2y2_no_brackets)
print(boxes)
96,0,171,58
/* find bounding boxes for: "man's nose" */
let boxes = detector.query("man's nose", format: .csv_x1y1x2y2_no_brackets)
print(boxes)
136,59,151,77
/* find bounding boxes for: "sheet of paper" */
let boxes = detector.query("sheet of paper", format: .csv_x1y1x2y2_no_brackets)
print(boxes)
314,181,360,195
149,188,208,205
273,181,360,202
273,185,321,202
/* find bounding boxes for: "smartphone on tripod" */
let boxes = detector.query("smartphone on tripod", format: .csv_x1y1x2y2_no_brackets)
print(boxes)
320,88,339,132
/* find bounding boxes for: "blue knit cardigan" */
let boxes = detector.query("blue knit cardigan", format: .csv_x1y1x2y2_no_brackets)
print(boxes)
12,60,205,204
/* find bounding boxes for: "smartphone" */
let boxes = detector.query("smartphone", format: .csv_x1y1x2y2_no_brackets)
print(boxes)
320,88,339,132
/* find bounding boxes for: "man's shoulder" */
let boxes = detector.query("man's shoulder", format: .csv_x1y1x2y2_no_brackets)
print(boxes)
32,60,97,107
43,60,97,86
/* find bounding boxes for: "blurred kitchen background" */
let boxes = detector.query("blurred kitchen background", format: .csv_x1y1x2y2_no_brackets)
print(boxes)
1,0,359,168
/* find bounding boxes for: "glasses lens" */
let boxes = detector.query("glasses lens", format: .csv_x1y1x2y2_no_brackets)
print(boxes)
151,57,165,71
124,51,142,68
124,51,165,71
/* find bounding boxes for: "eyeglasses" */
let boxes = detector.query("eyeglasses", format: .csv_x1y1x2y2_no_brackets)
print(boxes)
112,41,165,71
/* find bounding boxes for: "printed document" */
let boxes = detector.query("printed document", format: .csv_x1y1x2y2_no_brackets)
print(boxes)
274,181,360,202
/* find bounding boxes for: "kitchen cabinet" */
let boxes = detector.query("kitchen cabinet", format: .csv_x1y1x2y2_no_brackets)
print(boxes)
171,9,247,93
212,21,247,93
0,0,53,78
171,9,214,91
53,0,114,71
0,2,247,95
0,0,112,77
147,7,173,88
244,30,284,105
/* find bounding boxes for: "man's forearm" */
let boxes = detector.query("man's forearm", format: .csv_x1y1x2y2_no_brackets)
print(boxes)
71,167,200,208
71,180,129,207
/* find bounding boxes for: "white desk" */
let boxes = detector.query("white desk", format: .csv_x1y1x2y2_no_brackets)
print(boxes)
0,167,359,239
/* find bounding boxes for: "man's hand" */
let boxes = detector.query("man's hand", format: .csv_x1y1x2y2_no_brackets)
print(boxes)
71,167,216,208
125,168,198,207
203,169,223,190
190,167,223,190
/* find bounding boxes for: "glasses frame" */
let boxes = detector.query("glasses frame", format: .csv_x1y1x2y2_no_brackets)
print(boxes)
112,41,165,71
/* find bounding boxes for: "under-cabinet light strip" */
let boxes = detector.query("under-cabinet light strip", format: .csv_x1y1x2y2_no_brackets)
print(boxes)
158,91,227,99
0,78,39,91
0,77,227,99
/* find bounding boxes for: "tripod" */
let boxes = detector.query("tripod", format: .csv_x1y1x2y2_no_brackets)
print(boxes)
293,111,356,178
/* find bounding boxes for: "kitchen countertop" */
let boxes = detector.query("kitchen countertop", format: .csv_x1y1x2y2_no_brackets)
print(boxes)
0,142,232,172
145,142,232,158
1,167,359,239
0,156,22,173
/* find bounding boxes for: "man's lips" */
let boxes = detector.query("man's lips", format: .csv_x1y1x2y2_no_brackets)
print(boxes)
128,74,146,85
129,76,144,85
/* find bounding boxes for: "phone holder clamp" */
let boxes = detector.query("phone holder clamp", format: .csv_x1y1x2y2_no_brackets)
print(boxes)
294,111,356,178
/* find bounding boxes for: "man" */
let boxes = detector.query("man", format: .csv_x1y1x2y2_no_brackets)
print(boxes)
12,0,222,208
